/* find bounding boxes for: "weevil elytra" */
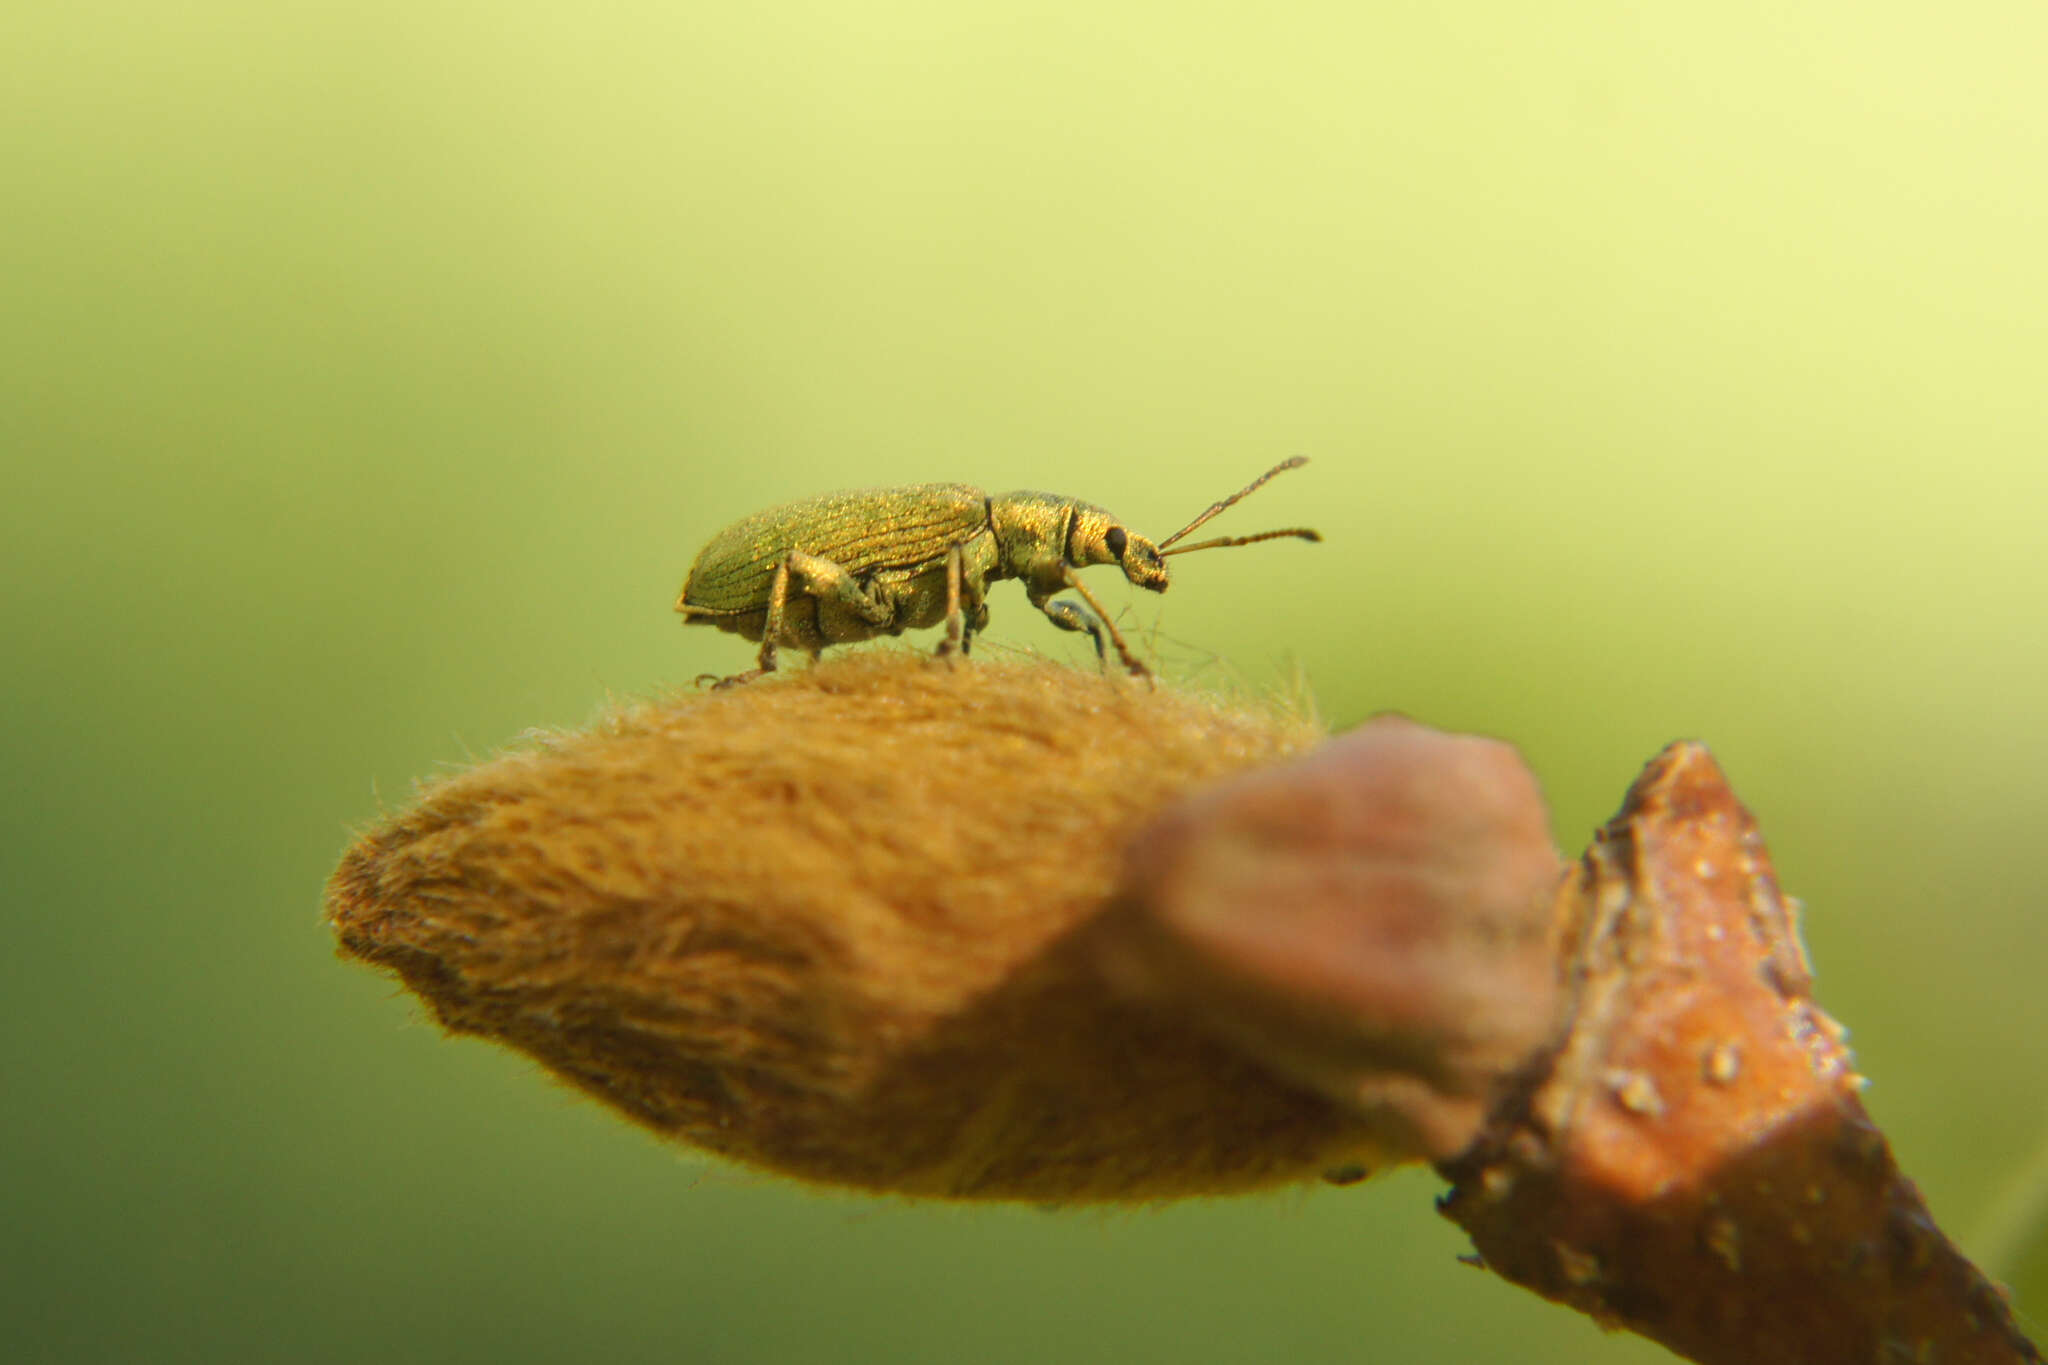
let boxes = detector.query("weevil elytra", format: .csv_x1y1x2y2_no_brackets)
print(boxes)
676,457,1320,685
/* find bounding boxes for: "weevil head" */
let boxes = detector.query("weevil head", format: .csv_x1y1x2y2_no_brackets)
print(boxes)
1070,504,1170,592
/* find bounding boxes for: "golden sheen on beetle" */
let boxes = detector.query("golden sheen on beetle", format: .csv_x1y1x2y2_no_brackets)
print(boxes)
676,458,1320,685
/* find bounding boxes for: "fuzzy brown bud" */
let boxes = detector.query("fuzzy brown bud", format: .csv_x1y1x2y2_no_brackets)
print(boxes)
326,654,1392,1202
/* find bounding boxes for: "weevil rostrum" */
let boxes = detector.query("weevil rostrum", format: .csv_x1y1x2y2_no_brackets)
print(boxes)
676,457,1320,686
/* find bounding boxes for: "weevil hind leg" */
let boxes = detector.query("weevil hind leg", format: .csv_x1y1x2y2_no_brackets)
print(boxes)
751,549,896,682
786,550,895,633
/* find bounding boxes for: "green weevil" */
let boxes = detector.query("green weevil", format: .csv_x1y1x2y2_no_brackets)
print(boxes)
675,457,1320,685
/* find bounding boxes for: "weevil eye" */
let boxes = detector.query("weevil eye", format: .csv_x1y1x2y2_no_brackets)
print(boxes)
1104,525,1128,559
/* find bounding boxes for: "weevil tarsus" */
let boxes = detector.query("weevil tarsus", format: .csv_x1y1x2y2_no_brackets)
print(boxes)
707,668,765,691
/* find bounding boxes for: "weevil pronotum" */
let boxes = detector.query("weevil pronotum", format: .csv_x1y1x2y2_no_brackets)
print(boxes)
676,457,1320,685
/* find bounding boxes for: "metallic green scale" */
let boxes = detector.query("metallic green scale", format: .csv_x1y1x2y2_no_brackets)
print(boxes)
676,459,1319,687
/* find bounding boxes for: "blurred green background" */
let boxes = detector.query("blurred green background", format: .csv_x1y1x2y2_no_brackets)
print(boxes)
5,3,2044,1361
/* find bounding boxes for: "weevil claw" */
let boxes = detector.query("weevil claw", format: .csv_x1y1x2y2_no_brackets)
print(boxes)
704,669,766,691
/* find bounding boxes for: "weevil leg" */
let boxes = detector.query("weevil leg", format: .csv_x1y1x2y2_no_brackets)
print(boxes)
715,551,896,687
1039,597,1107,660
784,550,895,629
1059,568,1150,679
1032,571,1151,679
708,668,766,691
756,558,794,675
935,544,966,663
704,559,798,688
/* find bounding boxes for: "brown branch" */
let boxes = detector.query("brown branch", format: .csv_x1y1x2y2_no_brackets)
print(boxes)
1437,744,2040,1365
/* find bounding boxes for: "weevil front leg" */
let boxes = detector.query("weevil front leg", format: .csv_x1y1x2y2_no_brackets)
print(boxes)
1029,571,1150,679
1037,596,1106,661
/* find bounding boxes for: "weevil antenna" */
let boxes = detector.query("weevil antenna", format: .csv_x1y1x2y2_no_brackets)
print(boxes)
1156,456,1312,551
1159,526,1322,557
